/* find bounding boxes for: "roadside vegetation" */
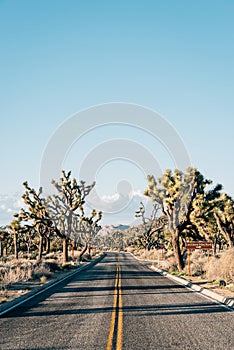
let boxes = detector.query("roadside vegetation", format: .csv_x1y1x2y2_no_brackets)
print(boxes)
97,167,234,287
0,170,102,299
0,167,234,301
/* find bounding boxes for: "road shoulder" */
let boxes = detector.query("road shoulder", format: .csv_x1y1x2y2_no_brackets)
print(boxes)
150,265,234,310
126,252,234,311
0,254,105,316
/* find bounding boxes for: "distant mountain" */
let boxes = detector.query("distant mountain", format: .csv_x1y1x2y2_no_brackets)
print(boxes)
113,224,130,230
96,191,153,226
99,224,130,235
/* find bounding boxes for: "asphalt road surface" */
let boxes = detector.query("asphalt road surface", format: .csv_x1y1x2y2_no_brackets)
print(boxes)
1,252,234,350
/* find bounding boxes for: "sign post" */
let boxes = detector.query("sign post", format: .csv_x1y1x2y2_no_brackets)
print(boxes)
185,241,212,277
187,249,191,277
160,244,165,260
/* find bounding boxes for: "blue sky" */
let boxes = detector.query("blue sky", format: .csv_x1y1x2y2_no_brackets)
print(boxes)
0,0,233,225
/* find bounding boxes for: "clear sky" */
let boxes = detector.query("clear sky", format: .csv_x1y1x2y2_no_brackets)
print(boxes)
0,0,233,225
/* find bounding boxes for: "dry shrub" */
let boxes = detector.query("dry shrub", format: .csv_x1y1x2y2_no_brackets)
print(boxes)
164,252,178,272
135,248,160,260
32,263,51,279
189,250,208,276
44,261,60,272
129,248,176,270
0,264,31,286
40,275,47,283
130,248,145,258
146,249,160,260
206,248,234,282
44,252,58,260
126,247,135,254
0,259,54,289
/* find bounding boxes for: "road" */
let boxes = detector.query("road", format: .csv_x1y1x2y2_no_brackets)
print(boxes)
0,252,234,350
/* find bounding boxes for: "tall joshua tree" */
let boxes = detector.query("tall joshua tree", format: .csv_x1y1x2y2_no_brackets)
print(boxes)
8,218,22,259
48,170,96,264
72,209,102,261
0,226,13,257
213,193,234,247
145,167,215,271
135,201,166,250
15,182,53,260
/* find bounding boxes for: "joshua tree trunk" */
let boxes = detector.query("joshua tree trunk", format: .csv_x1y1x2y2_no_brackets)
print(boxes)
14,232,18,259
62,237,69,264
213,237,217,255
46,237,51,254
214,213,234,248
79,243,88,262
38,235,43,260
0,241,3,257
171,231,184,271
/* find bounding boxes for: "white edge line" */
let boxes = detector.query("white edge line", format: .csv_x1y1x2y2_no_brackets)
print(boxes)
126,254,234,313
150,265,234,313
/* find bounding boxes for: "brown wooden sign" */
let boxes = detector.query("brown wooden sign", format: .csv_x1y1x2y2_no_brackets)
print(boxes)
185,241,212,250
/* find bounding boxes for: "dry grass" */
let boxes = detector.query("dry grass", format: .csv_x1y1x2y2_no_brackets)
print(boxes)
188,250,208,276
0,249,101,304
0,258,61,291
126,247,170,269
0,247,101,292
166,248,234,282
128,246,234,284
206,248,234,282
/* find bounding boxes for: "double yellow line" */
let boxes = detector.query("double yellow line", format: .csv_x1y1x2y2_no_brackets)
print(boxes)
106,262,123,350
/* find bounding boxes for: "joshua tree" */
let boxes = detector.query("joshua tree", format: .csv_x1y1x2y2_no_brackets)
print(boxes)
15,182,54,260
48,170,96,264
72,209,102,261
8,218,23,259
135,202,166,250
0,226,12,257
213,193,234,247
145,167,220,271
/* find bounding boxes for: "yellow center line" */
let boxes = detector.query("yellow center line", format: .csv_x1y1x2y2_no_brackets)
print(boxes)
106,258,123,350
106,266,119,350
116,265,123,350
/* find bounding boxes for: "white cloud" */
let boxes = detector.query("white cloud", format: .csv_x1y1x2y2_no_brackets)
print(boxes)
13,198,25,208
0,192,23,226
0,189,153,227
85,189,153,225
131,189,147,197
101,193,120,202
